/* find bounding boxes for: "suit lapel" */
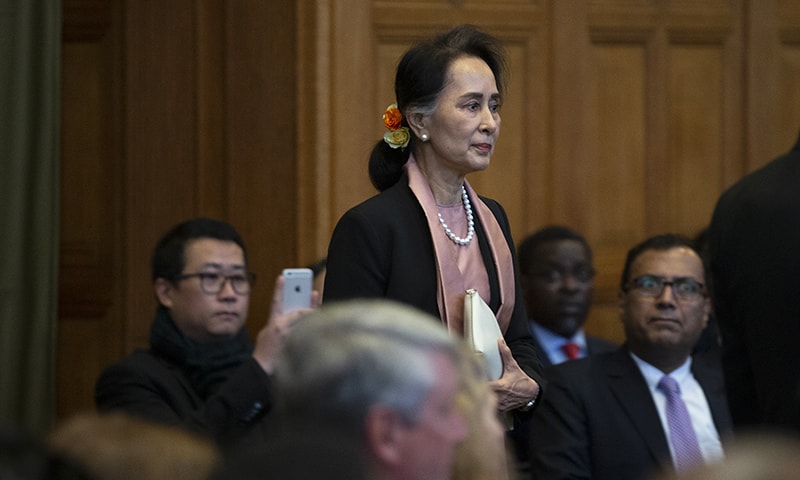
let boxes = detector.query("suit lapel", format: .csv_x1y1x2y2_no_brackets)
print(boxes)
604,349,672,466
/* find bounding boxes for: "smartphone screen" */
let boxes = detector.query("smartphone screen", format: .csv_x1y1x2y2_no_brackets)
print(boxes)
282,268,313,313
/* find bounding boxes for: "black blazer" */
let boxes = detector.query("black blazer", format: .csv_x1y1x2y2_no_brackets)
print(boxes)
95,349,273,448
528,347,732,480
708,132,800,431
323,175,544,387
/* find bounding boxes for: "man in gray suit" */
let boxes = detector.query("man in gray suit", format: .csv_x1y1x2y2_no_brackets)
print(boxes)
529,234,732,480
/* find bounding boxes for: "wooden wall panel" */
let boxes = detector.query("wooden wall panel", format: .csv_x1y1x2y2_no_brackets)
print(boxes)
60,41,116,319
58,0,120,420
224,0,299,329
122,0,202,350
586,44,648,242
195,0,227,219
552,0,742,342
581,41,652,341
296,1,329,261
778,46,800,142
329,0,376,219
666,45,723,234
747,0,800,170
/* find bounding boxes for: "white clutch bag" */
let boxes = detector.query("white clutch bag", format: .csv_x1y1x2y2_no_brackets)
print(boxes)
463,289,503,380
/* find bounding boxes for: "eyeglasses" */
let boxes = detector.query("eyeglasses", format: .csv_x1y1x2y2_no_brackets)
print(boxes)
174,272,256,295
624,275,705,301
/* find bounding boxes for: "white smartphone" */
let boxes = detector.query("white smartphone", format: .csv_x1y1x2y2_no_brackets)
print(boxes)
281,268,313,313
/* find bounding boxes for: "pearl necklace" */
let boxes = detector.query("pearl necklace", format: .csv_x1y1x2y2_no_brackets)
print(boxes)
437,185,475,246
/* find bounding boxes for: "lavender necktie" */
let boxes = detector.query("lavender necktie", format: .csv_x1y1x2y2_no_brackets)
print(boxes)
658,375,704,472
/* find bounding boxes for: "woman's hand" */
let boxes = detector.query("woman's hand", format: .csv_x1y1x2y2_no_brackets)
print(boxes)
252,275,320,374
489,338,540,411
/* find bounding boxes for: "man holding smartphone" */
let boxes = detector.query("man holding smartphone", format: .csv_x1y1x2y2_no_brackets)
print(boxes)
95,217,316,448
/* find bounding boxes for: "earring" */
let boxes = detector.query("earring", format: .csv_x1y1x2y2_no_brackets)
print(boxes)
421,133,429,141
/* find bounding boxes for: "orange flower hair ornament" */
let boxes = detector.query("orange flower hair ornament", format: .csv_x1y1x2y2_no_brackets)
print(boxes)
382,104,411,149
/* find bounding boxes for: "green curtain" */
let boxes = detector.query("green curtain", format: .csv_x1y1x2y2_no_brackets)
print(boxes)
0,0,61,434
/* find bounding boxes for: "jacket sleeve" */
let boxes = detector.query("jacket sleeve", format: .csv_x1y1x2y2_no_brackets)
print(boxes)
528,365,593,480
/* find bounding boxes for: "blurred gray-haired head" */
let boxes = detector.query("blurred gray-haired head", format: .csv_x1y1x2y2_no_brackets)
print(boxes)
274,299,460,434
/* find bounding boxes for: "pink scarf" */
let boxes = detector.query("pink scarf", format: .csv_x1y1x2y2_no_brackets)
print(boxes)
405,157,515,335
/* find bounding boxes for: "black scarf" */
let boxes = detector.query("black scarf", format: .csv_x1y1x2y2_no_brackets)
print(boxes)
149,306,253,399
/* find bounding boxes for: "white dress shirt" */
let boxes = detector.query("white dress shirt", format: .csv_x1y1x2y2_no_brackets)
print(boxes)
630,353,725,467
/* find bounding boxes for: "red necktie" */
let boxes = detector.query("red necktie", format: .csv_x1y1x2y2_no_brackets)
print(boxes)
561,342,581,360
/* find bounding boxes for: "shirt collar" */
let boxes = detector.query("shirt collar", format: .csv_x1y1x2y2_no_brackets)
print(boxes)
531,322,587,361
629,350,693,392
